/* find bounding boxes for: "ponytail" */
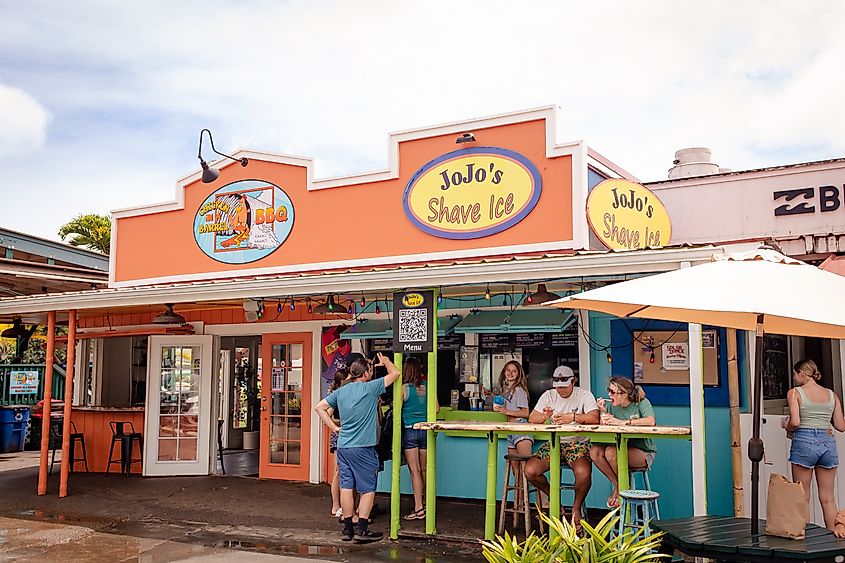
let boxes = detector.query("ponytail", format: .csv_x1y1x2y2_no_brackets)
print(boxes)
609,376,646,403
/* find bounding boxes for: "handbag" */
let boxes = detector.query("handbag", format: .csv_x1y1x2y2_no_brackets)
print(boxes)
765,473,808,539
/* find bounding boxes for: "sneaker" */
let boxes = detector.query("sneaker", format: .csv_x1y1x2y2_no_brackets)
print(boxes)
353,529,384,543
341,528,354,542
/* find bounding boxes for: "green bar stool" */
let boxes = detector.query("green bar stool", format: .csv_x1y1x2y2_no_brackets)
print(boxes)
617,489,660,539
628,465,660,519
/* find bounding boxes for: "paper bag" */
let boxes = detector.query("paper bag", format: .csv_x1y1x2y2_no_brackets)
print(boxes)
765,473,808,539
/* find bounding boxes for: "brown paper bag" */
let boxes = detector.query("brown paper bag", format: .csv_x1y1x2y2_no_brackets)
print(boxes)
765,473,808,539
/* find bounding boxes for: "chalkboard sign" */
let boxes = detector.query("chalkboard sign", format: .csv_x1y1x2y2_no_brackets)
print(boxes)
762,334,790,400
480,333,515,351
514,333,549,348
551,332,578,347
438,333,464,351
369,338,394,353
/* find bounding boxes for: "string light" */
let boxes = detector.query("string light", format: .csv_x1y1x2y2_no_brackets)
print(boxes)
277,301,282,314
484,285,491,300
290,300,296,311
526,284,533,304
437,291,443,306
347,304,353,315
649,350,656,364
306,298,313,314
606,351,612,363
375,300,382,315
360,294,366,308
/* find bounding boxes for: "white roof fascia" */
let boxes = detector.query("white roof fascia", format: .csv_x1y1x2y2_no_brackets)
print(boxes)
0,246,723,316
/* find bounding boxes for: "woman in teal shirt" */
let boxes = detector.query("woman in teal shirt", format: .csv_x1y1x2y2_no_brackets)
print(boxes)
590,376,657,509
401,357,429,521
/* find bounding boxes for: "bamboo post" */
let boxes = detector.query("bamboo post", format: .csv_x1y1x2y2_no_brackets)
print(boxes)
59,310,77,498
389,352,403,540
726,328,744,517
484,430,497,540
37,311,56,496
425,288,438,535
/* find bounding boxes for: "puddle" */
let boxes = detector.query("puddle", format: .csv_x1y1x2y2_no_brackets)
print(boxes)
207,538,341,556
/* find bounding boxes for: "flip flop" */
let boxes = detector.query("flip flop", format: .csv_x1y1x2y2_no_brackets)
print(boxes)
403,507,425,520
332,508,343,518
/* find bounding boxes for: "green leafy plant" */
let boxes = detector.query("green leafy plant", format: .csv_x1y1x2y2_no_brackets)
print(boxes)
481,509,668,563
58,213,111,254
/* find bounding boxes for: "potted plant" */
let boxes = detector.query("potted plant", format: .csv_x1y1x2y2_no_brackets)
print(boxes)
481,509,667,563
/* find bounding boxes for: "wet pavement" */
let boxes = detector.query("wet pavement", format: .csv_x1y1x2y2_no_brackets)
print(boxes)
0,515,334,561
0,465,484,561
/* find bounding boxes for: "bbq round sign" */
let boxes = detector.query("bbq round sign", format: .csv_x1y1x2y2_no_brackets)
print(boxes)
403,147,542,239
193,179,295,264
586,178,672,250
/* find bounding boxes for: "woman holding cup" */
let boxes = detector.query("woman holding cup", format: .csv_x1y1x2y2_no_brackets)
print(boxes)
492,360,533,457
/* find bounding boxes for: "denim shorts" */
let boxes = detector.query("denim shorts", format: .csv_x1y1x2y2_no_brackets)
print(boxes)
789,428,839,469
336,446,379,493
402,427,427,450
507,434,534,449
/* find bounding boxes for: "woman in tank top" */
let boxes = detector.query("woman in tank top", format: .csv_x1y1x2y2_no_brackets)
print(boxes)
400,357,431,521
783,359,845,532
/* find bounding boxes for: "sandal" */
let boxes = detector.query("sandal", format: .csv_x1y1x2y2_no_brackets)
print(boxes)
332,507,343,518
403,507,425,520
606,496,620,509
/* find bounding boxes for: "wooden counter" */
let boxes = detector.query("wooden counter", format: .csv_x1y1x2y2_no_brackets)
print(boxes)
70,406,145,473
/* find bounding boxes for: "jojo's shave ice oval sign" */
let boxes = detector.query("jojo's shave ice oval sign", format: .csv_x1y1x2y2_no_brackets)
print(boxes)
403,147,542,239
586,179,672,250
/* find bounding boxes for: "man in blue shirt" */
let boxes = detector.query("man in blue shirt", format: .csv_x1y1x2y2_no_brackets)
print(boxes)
316,352,400,543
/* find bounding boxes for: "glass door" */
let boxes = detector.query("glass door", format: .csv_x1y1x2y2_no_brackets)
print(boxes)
144,335,214,476
260,333,312,480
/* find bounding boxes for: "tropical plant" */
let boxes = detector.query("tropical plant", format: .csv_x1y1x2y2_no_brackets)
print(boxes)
481,509,668,563
58,213,111,254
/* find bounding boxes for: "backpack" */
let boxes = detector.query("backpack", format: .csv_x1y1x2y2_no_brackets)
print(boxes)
375,405,406,471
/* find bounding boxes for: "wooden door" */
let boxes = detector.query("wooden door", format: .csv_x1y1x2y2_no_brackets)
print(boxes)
259,333,312,480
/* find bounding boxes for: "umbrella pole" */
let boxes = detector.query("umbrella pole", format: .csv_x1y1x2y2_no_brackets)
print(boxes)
749,316,765,535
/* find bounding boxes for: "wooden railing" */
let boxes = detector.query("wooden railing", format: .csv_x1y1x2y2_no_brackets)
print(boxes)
0,364,66,406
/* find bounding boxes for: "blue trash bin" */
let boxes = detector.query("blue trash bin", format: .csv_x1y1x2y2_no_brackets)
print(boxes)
0,406,32,453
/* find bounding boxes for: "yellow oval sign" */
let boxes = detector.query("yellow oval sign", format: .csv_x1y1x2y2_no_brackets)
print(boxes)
403,147,542,239
402,293,425,307
586,179,672,250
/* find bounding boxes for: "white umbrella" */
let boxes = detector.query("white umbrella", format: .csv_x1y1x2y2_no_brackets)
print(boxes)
545,247,845,534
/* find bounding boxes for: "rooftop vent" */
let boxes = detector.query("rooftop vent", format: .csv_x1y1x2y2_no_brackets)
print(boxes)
668,147,722,179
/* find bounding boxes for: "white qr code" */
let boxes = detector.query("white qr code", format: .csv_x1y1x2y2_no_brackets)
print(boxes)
398,309,428,342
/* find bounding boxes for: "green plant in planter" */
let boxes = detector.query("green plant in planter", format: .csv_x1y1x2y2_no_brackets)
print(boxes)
481,509,668,563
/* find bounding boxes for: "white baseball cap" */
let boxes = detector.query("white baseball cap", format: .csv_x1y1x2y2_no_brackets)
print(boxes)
551,365,575,387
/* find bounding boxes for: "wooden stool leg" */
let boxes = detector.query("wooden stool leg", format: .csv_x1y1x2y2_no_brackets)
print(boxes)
512,467,520,529
80,438,89,472
498,461,512,534
521,461,531,536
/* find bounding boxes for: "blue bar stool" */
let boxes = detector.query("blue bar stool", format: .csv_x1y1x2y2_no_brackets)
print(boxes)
628,466,660,519
617,489,660,539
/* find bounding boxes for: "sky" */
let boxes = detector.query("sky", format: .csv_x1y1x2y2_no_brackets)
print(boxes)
2,1,845,242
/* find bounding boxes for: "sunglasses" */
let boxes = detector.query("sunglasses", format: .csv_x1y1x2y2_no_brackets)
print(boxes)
607,387,626,395
553,376,575,382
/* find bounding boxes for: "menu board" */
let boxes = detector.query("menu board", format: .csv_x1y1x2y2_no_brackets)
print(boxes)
514,333,549,348
438,333,464,351
369,338,394,353
551,332,578,347
480,333,515,351
762,334,789,400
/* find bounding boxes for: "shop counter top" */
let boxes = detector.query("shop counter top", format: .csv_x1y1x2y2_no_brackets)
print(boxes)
73,406,146,412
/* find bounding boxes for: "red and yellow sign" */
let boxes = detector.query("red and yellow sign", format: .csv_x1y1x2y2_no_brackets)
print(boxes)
403,147,542,239
586,179,672,250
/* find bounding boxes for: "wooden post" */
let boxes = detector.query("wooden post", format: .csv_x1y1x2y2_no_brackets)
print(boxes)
726,328,744,517
59,310,77,498
37,311,56,496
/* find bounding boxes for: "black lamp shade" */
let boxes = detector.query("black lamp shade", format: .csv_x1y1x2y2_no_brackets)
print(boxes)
200,160,220,183
521,283,561,306
1,319,27,339
313,295,344,314
153,304,187,324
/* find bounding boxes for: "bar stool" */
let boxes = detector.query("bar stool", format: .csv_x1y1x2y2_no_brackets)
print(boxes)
617,489,660,539
107,421,143,475
498,453,533,536
628,465,659,519
217,419,225,475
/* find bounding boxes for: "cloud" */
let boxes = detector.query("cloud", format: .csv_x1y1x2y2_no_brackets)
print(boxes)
0,85,50,158
1,1,845,240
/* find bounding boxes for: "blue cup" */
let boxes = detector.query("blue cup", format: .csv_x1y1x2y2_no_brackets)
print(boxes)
493,395,505,406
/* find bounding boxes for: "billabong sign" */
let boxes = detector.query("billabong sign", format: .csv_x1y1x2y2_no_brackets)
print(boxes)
193,179,295,264
586,179,672,250
403,147,542,239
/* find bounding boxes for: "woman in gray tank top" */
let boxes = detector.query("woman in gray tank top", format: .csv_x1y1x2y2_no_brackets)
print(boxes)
783,359,845,533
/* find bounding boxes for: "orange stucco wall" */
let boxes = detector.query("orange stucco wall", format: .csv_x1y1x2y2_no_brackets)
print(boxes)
113,118,574,285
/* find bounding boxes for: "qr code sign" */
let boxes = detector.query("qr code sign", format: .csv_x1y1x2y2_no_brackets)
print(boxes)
399,309,428,342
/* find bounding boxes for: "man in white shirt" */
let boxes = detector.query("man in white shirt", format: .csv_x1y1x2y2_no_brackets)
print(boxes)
524,366,599,530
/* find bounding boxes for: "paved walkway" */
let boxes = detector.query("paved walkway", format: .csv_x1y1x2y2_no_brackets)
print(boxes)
0,516,330,562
